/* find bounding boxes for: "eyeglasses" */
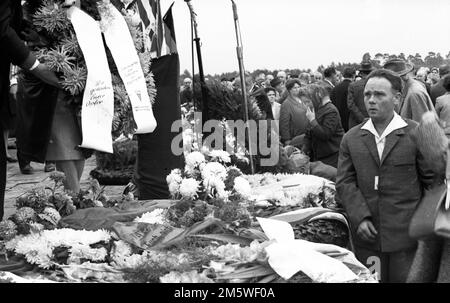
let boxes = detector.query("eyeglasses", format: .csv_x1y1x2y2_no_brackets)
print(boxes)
267,94,276,97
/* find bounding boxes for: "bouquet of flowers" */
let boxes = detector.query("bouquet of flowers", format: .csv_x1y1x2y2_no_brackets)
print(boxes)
27,0,156,138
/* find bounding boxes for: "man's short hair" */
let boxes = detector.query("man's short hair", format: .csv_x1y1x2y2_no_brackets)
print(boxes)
221,77,228,82
443,75,450,92
343,67,356,79
439,65,450,77
323,67,337,78
366,69,403,94
270,78,282,88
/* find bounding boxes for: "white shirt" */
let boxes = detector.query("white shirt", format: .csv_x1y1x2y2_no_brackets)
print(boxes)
361,112,408,160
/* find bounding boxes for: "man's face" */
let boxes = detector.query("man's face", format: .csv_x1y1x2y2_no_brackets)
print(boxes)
277,72,286,83
183,79,192,88
364,77,400,123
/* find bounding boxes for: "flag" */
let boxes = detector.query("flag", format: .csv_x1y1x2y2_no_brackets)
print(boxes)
135,2,183,199
136,0,176,58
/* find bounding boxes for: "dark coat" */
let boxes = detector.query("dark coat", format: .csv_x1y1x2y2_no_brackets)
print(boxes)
304,101,344,167
330,79,351,131
0,0,32,220
430,80,447,106
336,119,434,252
279,95,309,143
347,78,368,129
318,79,334,96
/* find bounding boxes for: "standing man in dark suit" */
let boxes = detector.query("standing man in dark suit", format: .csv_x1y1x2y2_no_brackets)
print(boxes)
430,64,450,106
0,0,60,220
336,69,434,283
331,67,355,132
319,66,337,96
347,61,374,129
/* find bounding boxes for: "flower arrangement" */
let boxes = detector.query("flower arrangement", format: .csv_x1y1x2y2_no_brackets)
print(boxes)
27,0,156,138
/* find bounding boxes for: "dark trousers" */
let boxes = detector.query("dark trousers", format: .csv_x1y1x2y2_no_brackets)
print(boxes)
355,245,416,283
0,124,5,221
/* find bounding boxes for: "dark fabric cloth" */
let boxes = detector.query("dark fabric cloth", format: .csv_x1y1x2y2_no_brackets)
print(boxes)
279,95,309,144
0,0,31,68
0,0,32,220
355,245,416,283
304,102,344,168
430,80,447,106
330,79,351,131
16,71,58,163
399,78,435,123
407,237,450,283
347,78,368,129
136,54,184,200
336,119,434,252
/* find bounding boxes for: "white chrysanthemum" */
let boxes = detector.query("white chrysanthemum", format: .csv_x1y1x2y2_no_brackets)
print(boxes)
15,234,53,269
68,245,108,263
4,235,24,251
201,162,227,181
185,151,206,168
233,176,252,198
179,178,199,199
212,240,267,263
209,150,231,163
166,169,182,185
168,182,180,196
160,270,214,283
134,209,167,225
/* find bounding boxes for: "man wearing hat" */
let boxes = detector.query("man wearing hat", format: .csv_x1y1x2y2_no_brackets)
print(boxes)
383,58,435,122
347,61,375,129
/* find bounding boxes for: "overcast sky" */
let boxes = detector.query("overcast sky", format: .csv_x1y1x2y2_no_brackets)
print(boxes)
160,0,450,75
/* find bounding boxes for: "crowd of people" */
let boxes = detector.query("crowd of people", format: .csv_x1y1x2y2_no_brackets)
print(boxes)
2,0,450,284
180,59,450,283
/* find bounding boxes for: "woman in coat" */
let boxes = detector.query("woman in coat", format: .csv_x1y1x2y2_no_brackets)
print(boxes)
279,79,309,148
303,84,344,168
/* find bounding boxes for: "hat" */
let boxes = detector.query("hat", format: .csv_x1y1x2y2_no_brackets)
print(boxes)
358,61,374,73
383,58,414,76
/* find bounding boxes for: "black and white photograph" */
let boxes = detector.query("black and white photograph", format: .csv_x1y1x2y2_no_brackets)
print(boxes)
0,0,449,290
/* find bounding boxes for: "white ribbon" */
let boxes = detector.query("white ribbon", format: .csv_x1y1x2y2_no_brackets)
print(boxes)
100,3,157,134
67,7,114,153
257,217,363,282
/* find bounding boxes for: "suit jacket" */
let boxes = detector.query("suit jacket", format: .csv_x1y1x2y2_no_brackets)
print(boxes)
399,78,435,122
347,78,368,129
430,80,447,106
336,119,433,252
330,79,351,131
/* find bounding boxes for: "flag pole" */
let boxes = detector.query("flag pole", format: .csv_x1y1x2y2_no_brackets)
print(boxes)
230,0,255,174
185,0,209,125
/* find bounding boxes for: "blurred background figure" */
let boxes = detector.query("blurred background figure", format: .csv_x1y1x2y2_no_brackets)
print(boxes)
430,64,450,106
180,77,193,105
279,79,309,148
264,86,280,120
331,67,355,132
299,72,311,85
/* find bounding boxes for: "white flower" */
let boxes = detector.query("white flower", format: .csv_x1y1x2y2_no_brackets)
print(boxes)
212,240,267,263
29,222,45,234
39,207,61,225
209,150,231,163
68,245,108,263
233,176,252,198
179,178,200,199
134,209,167,225
166,169,182,184
160,270,214,283
185,151,206,168
201,162,227,181
203,176,227,199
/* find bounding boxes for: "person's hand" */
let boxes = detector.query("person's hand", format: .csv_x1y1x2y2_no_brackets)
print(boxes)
9,84,18,100
30,63,62,89
357,219,378,242
306,106,315,122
